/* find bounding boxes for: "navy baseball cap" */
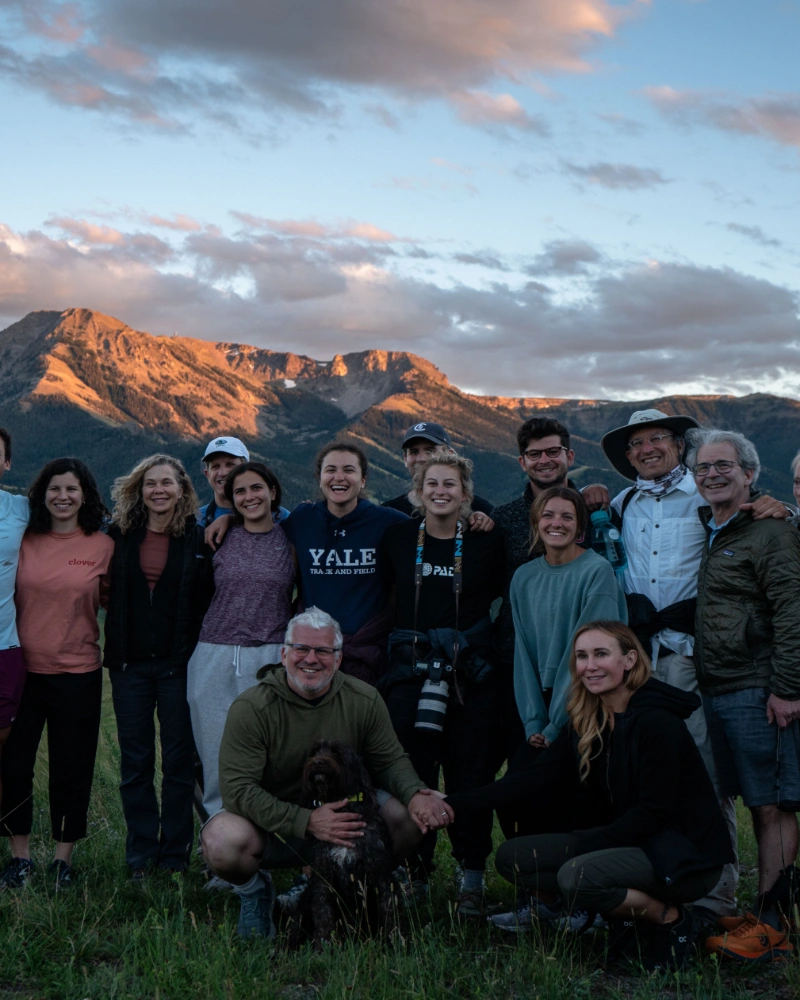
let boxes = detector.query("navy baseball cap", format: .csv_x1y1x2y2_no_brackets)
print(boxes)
401,422,452,448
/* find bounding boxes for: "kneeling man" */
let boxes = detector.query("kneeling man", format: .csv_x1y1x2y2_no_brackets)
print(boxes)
202,606,451,938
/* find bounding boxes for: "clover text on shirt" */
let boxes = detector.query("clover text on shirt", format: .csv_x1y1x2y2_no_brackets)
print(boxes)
69,559,98,566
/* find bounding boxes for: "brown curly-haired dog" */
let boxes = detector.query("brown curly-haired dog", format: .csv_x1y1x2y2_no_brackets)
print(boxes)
286,740,402,950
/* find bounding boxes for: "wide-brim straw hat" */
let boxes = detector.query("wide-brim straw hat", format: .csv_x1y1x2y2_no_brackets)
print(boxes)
601,408,700,481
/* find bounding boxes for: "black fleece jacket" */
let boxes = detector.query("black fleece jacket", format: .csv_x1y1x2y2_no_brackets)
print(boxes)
447,678,733,880
103,518,214,670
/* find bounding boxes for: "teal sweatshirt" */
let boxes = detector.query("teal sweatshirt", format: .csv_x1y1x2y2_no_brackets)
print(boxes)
510,548,627,744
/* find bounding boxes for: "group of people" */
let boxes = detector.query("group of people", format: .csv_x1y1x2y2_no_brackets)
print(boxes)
0,411,798,971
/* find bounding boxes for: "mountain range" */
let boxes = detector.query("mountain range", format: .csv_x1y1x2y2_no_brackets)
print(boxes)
1,308,798,508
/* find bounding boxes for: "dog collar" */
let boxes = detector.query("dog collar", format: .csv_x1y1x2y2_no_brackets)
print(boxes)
312,792,364,808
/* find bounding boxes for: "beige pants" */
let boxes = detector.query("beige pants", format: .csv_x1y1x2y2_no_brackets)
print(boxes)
654,651,739,916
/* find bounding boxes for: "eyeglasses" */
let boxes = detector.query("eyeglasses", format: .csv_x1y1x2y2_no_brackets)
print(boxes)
523,446,567,461
625,432,674,452
691,460,742,478
285,643,341,659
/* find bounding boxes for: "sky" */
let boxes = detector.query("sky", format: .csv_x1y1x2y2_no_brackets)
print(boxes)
0,0,799,400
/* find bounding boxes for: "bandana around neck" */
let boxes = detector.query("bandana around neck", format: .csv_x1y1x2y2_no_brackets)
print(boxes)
635,464,686,498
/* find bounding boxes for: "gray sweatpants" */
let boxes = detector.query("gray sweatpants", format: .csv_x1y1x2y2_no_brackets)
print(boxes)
654,651,739,915
187,642,282,819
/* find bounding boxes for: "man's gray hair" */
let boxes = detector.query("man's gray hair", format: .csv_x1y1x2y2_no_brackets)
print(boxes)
792,449,800,477
284,606,343,650
685,428,761,485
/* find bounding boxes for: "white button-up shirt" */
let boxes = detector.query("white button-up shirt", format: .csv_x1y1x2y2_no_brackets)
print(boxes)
611,469,704,660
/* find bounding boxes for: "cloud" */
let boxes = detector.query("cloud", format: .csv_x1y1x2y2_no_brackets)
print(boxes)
230,214,399,242
0,0,636,132
563,160,670,190
449,90,549,134
525,239,603,275
644,86,800,150
2,217,798,399
725,223,782,249
453,251,510,271
44,215,174,260
144,213,204,232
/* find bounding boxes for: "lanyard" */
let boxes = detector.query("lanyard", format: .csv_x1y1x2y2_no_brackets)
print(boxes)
412,518,464,702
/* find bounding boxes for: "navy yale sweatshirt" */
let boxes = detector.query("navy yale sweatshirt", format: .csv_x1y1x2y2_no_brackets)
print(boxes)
283,499,407,635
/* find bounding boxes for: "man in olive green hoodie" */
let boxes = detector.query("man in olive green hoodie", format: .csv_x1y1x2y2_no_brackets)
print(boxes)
202,607,452,939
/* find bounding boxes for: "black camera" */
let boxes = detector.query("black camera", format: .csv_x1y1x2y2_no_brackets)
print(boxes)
411,659,451,683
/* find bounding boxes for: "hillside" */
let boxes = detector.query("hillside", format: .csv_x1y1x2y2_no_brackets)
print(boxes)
1,308,798,506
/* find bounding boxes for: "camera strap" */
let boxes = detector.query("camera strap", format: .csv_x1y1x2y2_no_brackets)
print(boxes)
412,518,464,703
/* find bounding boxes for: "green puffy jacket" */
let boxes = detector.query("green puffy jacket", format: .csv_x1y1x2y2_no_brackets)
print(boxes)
695,502,800,699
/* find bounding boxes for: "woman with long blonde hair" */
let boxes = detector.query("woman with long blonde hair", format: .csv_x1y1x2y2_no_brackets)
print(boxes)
447,620,733,970
104,454,214,879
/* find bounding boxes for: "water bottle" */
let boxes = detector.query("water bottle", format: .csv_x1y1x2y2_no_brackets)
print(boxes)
589,509,627,581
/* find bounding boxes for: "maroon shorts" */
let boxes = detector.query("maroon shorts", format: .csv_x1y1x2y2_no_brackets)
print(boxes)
0,647,26,729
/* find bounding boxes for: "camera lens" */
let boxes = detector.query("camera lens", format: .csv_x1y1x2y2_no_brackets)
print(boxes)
414,678,449,732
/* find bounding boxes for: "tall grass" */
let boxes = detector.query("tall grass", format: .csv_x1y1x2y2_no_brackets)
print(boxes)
0,687,795,1000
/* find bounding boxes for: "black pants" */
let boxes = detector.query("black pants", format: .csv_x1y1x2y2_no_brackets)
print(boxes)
385,676,497,873
110,660,195,870
492,657,526,768
0,670,102,842
495,833,722,913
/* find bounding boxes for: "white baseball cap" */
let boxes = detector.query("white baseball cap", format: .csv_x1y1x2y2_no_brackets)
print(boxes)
202,436,250,461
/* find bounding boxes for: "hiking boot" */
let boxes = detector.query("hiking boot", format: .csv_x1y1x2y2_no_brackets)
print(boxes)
236,877,276,940
643,905,697,971
455,886,486,918
705,913,793,962
0,857,36,889
47,859,75,890
454,866,487,918
276,873,309,914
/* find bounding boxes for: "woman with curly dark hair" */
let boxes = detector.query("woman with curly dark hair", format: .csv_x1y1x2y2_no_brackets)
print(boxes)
0,458,113,889
104,454,214,879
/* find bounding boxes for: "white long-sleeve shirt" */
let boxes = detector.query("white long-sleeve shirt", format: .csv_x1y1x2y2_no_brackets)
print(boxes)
611,470,704,660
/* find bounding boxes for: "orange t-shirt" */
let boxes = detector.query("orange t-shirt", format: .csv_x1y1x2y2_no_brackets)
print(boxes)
15,528,114,674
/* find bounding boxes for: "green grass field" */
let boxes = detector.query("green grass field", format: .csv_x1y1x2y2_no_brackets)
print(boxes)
1,684,797,1000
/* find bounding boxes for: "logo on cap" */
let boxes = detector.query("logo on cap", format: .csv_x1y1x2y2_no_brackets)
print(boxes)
214,438,228,447
414,423,427,432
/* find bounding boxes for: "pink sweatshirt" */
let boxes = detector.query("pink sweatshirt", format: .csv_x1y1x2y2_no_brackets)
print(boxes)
16,529,114,674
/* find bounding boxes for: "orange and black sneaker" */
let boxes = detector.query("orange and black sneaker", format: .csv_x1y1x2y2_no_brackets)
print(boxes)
705,913,793,962
715,914,750,932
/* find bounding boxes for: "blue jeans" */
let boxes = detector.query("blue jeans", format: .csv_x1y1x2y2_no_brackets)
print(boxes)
704,686,800,811
110,660,196,870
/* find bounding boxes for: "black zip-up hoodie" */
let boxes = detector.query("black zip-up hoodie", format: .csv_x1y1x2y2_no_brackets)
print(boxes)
447,677,733,882
103,518,214,671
